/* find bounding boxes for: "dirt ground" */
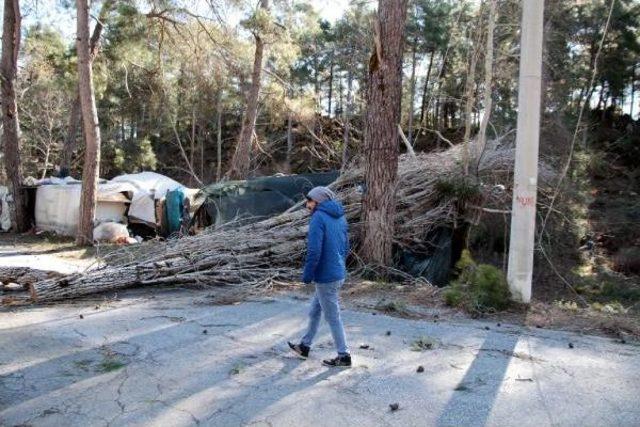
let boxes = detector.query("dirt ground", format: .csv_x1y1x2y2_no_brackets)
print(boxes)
0,232,118,261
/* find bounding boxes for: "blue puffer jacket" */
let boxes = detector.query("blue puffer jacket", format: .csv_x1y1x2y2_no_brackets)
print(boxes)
302,200,349,284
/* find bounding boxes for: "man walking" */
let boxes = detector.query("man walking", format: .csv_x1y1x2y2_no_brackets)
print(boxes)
288,186,351,367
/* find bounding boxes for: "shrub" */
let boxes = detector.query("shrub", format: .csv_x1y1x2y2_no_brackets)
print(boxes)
125,137,157,172
586,151,609,179
613,247,640,275
434,176,482,204
443,250,511,313
472,264,510,311
444,286,465,306
455,249,476,281
601,280,640,303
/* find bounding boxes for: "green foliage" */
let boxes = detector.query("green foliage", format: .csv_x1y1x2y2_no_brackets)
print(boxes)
601,281,640,304
11,0,640,187
443,250,511,312
612,133,640,169
444,286,464,307
72,356,126,373
456,248,476,273
241,7,281,42
472,264,510,311
585,151,609,180
98,358,126,373
229,362,245,376
18,26,74,178
434,176,482,203
102,137,156,176
126,138,157,173
73,359,93,371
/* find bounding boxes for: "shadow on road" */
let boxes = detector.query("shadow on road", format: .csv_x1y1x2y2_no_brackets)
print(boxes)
436,330,520,427
0,303,341,425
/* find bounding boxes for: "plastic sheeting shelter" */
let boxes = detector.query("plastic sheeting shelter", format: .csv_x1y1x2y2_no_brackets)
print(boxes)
35,182,135,236
192,172,339,229
110,172,184,226
399,227,453,286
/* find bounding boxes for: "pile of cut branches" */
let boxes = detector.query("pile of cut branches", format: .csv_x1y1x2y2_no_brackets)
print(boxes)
27,141,555,303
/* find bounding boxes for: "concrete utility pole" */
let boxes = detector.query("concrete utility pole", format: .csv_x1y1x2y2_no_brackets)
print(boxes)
507,0,544,303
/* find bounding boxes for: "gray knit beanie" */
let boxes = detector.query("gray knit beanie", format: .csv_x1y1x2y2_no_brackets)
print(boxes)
306,186,336,204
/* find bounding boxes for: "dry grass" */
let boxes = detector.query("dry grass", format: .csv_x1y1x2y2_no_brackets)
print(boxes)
337,279,640,341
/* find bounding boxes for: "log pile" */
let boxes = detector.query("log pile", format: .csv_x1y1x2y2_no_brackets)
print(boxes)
1,267,64,288
27,141,555,303
1,267,64,304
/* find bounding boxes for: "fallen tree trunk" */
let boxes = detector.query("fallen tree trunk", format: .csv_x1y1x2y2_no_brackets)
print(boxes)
0,267,64,286
28,141,554,302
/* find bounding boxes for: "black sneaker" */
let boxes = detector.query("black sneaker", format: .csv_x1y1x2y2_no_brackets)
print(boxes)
288,341,310,359
322,354,352,368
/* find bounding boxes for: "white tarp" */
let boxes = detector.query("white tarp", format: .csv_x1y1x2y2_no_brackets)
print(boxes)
35,182,135,236
110,172,184,224
26,176,81,186
0,186,11,232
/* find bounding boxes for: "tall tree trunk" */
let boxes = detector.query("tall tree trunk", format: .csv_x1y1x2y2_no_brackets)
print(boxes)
76,0,102,246
540,10,552,115
190,107,196,185
327,60,334,117
360,63,368,126
313,42,320,111
360,0,408,266
41,136,52,180
407,37,418,145
475,0,497,170
435,94,441,132
596,80,606,111
61,0,113,175
215,89,223,182
198,116,202,181
61,98,81,175
341,70,353,171
1,0,26,232
338,75,344,115
227,0,269,180
139,103,147,140
199,119,204,180
435,47,449,131
419,49,435,127
601,90,610,121
631,64,636,119
462,18,482,176
286,91,294,173
433,5,465,132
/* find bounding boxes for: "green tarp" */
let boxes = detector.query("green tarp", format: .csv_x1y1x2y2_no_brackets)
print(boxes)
191,172,339,228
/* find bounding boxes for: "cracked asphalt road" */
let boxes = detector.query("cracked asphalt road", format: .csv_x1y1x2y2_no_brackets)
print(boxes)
1,289,639,427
